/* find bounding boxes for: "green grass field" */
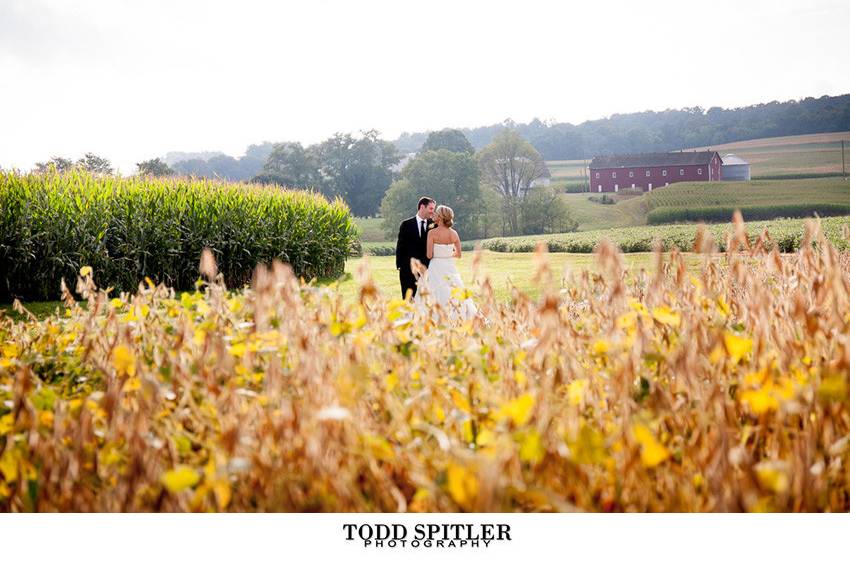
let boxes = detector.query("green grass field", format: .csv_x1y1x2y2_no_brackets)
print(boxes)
353,216,386,242
0,253,670,317
560,192,648,231
690,131,850,177
546,159,588,182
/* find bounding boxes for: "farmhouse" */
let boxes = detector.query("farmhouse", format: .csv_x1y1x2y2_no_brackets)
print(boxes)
589,151,722,192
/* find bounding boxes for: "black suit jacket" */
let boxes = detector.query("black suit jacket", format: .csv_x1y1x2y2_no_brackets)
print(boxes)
396,216,432,273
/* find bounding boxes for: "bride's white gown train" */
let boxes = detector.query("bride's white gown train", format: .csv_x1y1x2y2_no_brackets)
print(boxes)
415,243,477,320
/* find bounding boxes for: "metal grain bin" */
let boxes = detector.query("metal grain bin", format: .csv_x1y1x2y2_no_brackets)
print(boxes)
721,154,751,181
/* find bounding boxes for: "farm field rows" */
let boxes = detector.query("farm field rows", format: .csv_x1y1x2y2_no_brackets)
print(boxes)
690,131,850,177
645,178,850,224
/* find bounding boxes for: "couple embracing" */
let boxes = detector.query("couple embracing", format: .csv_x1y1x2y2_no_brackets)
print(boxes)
395,197,476,320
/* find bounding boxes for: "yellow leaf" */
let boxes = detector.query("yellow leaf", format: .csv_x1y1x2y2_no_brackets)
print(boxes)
430,403,445,424
513,370,527,386
476,428,495,447
0,414,13,435
652,306,681,327
513,350,527,366
213,479,231,509
568,424,608,465
329,320,351,337
123,377,141,392
79,265,92,277
592,340,609,356
517,430,545,464
616,311,638,331
740,389,778,415
755,461,790,493
568,379,589,406
633,423,670,468
384,371,399,392
724,332,752,364
450,389,471,413
38,411,54,428
112,344,136,377
0,450,19,482
445,463,478,508
228,343,247,358
497,393,535,427
160,466,201,493
364,434,395,462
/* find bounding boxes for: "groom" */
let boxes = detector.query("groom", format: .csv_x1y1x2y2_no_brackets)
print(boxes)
396,196,436,299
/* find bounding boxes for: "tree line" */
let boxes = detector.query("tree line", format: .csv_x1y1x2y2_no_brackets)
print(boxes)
394,94,850,159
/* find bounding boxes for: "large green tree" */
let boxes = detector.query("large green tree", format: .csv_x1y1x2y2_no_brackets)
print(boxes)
136,158,174,177
380,149,484,239
478,130,547,235
314,130,399,217
34,156,75,174
420,128,474,154
255,142,319,188
77,153,113,175
519,186,577,235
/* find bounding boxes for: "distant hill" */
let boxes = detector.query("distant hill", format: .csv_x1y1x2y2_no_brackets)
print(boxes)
162,150,226,167
394,94,850,160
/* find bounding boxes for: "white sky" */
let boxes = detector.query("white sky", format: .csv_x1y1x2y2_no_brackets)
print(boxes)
2,0,849,173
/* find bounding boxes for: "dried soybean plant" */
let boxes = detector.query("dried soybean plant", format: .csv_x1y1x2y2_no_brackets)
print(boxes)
1,218,850,512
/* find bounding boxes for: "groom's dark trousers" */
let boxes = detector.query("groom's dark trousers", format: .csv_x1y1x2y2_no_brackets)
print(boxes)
396,217,431,299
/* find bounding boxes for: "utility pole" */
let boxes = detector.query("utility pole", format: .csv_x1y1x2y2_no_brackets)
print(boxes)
843,140,846,180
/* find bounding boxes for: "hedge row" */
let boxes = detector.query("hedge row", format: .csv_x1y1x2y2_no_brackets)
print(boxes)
0,170,358,301
476,216,850,254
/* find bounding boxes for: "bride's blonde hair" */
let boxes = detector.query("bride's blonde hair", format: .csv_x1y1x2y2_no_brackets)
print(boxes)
435,205,454,228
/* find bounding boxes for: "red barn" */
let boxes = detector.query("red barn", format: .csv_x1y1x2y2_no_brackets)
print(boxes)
588,151,722,193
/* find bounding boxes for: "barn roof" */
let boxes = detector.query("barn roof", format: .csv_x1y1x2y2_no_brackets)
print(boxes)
590,151,718,169
721,153,749,166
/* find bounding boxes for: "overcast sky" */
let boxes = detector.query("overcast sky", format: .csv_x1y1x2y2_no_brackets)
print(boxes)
2,0,849,173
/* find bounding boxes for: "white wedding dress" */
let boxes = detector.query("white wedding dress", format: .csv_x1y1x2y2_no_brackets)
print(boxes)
415,243,477,321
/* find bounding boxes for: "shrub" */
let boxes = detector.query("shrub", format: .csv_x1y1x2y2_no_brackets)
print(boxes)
0,170,358,301
476,216,850,254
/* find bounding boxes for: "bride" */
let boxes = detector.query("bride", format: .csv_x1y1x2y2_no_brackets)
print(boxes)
414,205,477,320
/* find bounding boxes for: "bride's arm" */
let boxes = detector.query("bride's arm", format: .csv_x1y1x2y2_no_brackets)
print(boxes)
426,230,434,259
454,231,462,258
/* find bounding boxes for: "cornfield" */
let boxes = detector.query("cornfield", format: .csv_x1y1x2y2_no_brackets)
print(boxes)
1,216,850,511
0,170,357,302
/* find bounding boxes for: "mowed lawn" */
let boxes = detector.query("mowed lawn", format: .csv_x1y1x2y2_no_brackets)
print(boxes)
2,252,678,318
338,251,686,302
560,192,648,231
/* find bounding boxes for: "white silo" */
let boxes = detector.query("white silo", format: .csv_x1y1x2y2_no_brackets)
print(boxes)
721,154,751,181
